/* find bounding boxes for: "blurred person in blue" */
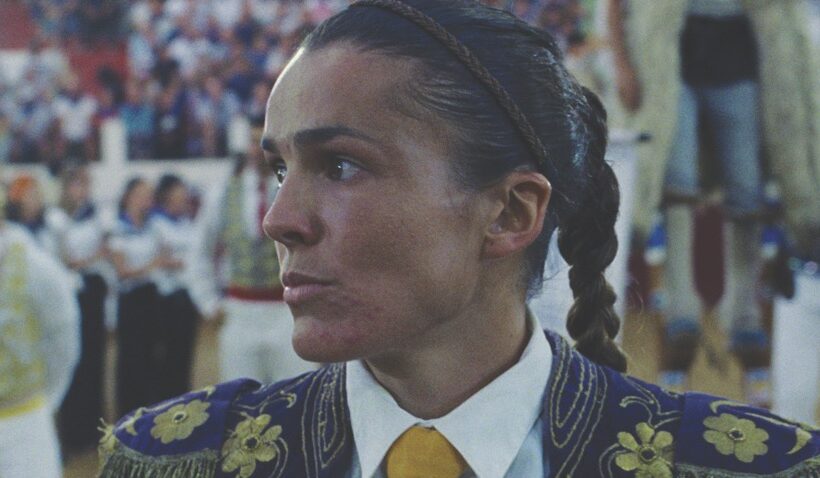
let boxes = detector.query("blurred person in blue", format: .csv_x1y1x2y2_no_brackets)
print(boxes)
120,80,156,159
188,121,315,385
609,0,820,406
0,179,79,477
191,75,242,157
99,2,819,477
49,164,112,455
150,174,201,401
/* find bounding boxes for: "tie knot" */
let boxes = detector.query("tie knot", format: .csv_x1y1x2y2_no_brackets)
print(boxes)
385,426,467,478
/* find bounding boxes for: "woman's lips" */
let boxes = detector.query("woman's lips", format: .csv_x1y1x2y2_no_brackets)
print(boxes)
282,272,333,305
283,283,331,304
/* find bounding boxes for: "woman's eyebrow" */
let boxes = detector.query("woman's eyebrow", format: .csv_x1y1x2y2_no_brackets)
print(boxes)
261,126,378,154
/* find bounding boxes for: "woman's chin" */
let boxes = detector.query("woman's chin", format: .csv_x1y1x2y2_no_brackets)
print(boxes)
291,314,371,364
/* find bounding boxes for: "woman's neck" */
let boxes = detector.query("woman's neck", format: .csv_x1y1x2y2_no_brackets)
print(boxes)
365,293,530,419
126,208,145,227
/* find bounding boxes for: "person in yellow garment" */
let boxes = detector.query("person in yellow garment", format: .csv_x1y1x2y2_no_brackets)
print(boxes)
100,1,819,477
0,180,80,477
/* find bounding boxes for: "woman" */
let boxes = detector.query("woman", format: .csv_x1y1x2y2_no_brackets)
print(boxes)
4,174,58,254
150,174,200,401
100,1,819,477
51,165,111,455
109,177,168,417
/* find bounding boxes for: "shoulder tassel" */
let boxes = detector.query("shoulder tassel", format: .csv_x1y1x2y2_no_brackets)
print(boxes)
99,446,219,478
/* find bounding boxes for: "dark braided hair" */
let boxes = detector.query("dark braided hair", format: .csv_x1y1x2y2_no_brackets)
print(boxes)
304,0,627,371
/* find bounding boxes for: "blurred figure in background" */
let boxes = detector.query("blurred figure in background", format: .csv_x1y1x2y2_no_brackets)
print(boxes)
610,0,820,407
109,177,164,416
191,123,315,384
119,80,156,160
150,174,200,401
191,75,242,157
0,181,80,477
51,164,111,456
771,0,820,426
54,73,98,163
4,173,57,254
153,80,190,160
772,237,820,426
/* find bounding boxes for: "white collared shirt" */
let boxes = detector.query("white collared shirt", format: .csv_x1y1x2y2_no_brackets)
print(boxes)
345,314,552,478
150,212,197,295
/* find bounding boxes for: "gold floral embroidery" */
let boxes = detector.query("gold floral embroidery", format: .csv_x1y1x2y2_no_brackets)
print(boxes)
221,414,283,478
708,399,814,456
615,422,674,478
703,413,769,463
150,400,211,444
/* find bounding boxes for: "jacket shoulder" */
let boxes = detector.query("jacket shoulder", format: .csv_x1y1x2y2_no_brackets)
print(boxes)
674,392,820,477
99,379,261,476
541,332,819,478
98,365,353,478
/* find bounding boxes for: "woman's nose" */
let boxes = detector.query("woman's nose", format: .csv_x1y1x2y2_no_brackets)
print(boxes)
263,177,321,248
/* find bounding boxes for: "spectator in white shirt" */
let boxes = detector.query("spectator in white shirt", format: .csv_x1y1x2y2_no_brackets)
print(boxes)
54,73,98,162
109,177,169,416
149,174,201,402
51,164,112,456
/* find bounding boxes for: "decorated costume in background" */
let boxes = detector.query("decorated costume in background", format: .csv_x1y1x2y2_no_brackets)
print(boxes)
191,166,315,384
614,0,820,403
622,0,820,251
0,223,79,478
151,207,200,402
51,201,112,453
99,329,820,478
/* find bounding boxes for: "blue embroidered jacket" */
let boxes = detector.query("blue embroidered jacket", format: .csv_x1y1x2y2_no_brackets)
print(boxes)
99,331,820,477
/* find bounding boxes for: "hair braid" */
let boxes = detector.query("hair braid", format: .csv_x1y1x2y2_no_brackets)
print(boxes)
557,87,627,372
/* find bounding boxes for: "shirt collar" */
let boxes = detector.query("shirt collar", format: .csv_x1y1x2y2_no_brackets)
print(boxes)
346,311,552,478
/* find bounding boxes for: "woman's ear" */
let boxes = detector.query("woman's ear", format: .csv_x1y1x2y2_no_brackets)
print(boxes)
482,171,551,259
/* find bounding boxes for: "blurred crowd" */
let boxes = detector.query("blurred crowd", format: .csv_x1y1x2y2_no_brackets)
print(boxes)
0,0,349,166
0,165,215,462
0,0,588,166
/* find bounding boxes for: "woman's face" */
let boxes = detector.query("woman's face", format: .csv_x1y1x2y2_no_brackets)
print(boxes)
18,184,43,222
128,181,154,215
66,173,90,206
164,183,190,217
263,46,495,363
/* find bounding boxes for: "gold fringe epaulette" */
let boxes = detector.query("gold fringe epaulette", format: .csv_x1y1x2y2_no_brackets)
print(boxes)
676,455,820,478
98,444,219,478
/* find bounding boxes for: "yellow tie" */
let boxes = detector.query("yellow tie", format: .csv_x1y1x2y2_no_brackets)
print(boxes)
385,426,468,478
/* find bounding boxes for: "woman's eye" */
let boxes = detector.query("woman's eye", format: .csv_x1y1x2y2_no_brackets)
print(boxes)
327,157,361,181
273,162,287,185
